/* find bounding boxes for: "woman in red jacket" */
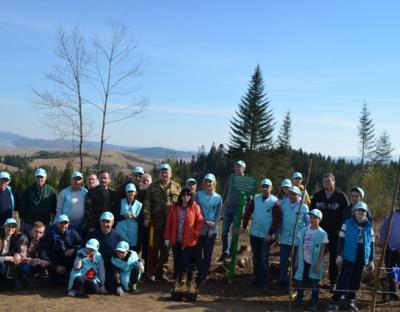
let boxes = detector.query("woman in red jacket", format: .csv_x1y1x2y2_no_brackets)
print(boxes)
164,188,203,281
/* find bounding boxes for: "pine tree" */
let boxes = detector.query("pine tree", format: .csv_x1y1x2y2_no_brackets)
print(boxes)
372,131,394,164
277,110,292,149
358,101,375,166
228,65,274,173
58,161,74,190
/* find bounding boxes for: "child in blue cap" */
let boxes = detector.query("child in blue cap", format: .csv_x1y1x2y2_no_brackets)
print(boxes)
294,209,328,311
326,202,374,311
111,241,144,295
68,238,106,297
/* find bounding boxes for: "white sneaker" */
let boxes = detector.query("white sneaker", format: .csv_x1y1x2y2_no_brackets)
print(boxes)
149,275,156,282
68,290,77,297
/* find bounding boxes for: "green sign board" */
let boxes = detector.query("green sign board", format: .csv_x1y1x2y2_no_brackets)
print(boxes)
233,175,257,194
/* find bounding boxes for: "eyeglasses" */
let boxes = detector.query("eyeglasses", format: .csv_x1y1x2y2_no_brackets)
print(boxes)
181,193,192,197
261,185,270,188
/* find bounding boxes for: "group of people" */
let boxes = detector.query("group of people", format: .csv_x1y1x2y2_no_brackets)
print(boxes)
0,161,399,311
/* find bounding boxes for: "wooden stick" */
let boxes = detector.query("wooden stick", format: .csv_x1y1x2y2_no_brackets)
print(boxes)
370,158,400,312
288,159,313,312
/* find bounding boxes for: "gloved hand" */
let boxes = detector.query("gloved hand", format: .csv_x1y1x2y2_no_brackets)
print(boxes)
335,255,343,267
138,259,145,273
367,261,374,271
116,286,124,296
100,285,107,294
164,240,170,247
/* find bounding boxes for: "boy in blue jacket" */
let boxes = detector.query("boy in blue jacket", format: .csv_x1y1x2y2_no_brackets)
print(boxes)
111,241,144,295
294,209,328,312
326,202,374,311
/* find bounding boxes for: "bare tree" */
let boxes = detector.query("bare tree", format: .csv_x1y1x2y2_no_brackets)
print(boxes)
32,26,90,172
87,23,148,171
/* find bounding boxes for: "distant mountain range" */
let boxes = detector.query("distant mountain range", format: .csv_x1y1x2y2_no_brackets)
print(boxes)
0,131,194,160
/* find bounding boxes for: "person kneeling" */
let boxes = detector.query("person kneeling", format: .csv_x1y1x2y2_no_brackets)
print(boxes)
112,241,144,296
68,238,106,297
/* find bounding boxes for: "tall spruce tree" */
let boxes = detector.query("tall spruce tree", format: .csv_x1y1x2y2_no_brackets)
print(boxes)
228,65,274,173
277,110,292,149
358,101,375,166
372,130,394,164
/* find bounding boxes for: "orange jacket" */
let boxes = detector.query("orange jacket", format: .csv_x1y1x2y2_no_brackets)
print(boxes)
164,202,204,248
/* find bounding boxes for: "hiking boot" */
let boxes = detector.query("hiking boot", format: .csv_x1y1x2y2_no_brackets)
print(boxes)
217,253,229,262
13,279,23,290
309,304,318,312
247,277,258,286
293,297,302,307
131,283,139,294
68,290,77,297
346,299,358,311
326,299,338,312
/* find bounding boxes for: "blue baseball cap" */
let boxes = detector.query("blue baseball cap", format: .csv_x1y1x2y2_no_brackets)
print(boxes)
308,209,323,220
115,241,130,252
54,214,70,224
34,168,47,177
351,186,365,199
292,172,303,179
158,163,171,171
203,173,216,182
100,211,114,221
234,160,246,168
71,171,83,179
132,167,144,175
281,178,292,188
86,238,99,251
3,218,17,227
125,183,137,192
260,178,272,186
186,178,197,185
0,171,11,180
289,186,301,195
353,202,368,212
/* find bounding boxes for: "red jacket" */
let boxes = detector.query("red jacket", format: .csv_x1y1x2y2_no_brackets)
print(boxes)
164,202,204,248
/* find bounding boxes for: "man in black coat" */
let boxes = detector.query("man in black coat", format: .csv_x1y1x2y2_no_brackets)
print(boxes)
310,173,349,289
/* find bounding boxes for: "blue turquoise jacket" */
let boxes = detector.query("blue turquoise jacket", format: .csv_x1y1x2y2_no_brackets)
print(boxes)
111,250,140,290
68,248,104,290
250,194,278,238
195,191,222,235
115,199,142,247
339,217,374,265
294,226,327,281
279,199,309,245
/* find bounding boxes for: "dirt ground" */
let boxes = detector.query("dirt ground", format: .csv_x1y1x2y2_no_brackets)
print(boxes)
0,236,397,311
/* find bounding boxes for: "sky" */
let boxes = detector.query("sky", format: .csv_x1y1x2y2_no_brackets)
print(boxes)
1,1,399,157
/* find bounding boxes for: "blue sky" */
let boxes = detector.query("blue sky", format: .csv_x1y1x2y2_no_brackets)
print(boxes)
1,1,399,157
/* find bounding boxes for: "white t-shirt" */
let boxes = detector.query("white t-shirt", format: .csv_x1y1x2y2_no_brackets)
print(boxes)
56,189,85,225
301,227,329,264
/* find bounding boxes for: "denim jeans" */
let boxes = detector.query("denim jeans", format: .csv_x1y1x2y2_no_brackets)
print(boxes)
221,207,238,256
198,234,217,279
296,261,320,305
250,235,270,285
279,244,296,286
172,242,200,281
333,258,365,301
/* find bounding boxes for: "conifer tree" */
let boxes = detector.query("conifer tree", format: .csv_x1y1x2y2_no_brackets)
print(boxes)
228,65,274,173
358,101,375,166
277,110,292,149
372,130,394,164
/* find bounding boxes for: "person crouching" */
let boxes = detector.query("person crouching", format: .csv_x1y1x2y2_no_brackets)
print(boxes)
164,188,203,282
68,238,106,297
112,240,144,296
